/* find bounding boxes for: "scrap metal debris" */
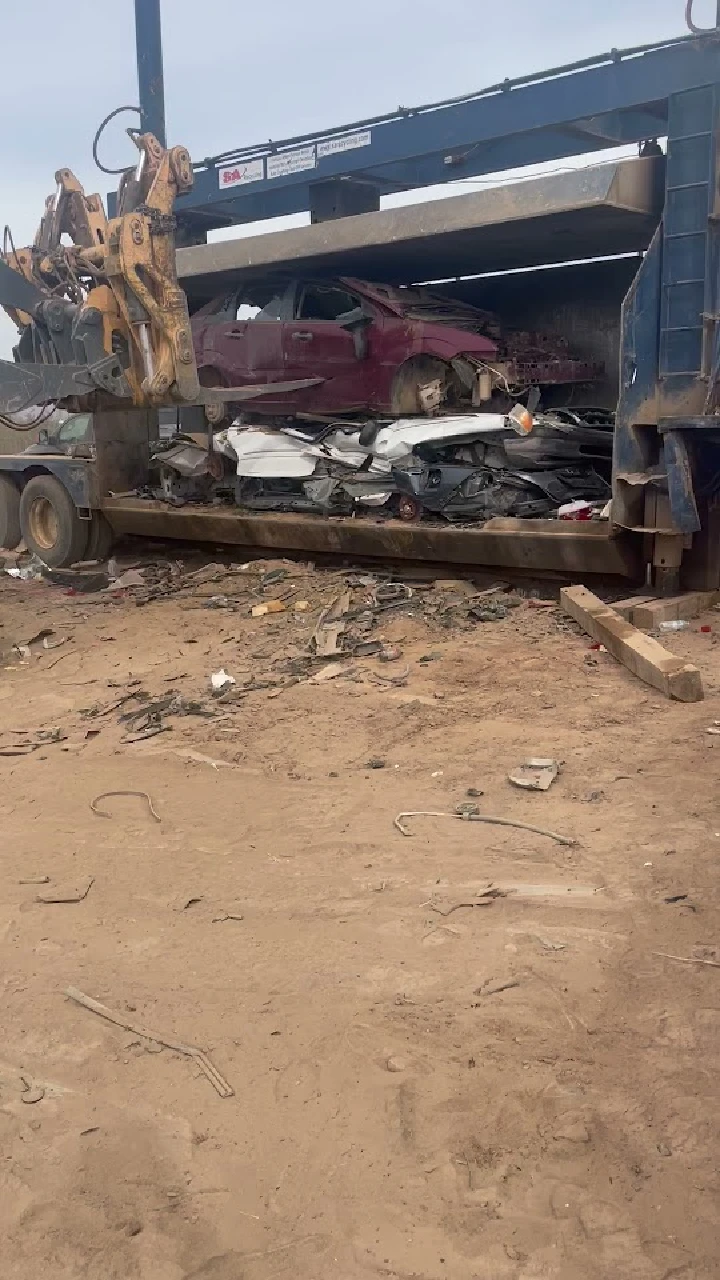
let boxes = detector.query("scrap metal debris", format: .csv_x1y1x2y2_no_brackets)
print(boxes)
90,790,161,822
307,662,355,684
20,1080,45,1104
108,568,146,590
429,888,507,916
473,978,520,998
63,986,234,1097
312,590,351,657
0,728,67,756
508,758,560,791
35,877,93,904
43,634,69,650
534,935,568,952
653,952,720,969
394,808,576,845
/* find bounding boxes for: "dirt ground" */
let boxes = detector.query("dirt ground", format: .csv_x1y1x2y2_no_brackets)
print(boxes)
0,548,719,1280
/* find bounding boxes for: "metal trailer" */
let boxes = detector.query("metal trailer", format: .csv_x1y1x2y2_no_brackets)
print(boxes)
2,3,720,589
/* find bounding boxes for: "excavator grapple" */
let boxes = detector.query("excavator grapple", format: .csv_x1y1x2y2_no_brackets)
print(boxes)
0,132,199,414
0,133,317,418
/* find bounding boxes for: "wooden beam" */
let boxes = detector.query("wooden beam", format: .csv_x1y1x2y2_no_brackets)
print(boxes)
561,584,704,702
608,594,655,621
632,591,719,630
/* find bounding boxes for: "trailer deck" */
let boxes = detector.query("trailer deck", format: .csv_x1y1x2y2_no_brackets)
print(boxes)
101,500,640,579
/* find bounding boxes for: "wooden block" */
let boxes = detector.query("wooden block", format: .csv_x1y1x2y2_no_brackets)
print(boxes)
561,585,704,703
608,595,655,622
632,591,719,630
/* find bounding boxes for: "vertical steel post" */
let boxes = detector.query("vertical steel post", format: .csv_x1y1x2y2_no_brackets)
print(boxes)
134,0,166,145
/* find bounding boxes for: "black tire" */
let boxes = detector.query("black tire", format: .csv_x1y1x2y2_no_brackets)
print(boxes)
19,474,89,568
0,474,21,550
85,511,114,563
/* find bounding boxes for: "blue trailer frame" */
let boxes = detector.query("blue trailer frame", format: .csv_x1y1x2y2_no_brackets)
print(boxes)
128,2,720,589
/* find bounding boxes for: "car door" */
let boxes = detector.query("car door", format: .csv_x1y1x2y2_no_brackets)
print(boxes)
281,283,370,413
206,287,288,387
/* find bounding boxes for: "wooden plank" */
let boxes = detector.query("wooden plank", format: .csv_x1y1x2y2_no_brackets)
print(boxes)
561,585,704,702
632,591,719,630
608,594,655,621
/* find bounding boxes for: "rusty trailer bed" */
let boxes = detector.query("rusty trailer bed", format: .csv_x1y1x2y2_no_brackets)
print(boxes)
100,499,640,579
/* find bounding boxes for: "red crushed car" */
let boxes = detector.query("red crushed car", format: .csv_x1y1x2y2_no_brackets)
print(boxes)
191,276,601,420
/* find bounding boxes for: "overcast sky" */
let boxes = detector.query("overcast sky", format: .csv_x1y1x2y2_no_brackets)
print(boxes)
0,0,707,357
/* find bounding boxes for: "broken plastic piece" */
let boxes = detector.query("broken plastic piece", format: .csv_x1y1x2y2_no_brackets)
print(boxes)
508,758,560,791
211,669,236,691
508,404,534,435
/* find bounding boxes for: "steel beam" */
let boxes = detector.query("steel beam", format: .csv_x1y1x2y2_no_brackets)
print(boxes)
178,35,720,228
135,0,166,146
190,128,626,232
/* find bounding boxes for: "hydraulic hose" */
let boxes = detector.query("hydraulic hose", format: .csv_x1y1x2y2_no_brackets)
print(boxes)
685,0,720,34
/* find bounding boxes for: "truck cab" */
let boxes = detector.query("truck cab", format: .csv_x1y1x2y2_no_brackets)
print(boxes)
23,413,93,456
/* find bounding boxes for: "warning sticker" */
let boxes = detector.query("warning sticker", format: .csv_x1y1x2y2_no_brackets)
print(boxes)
317,130,372,159
217,158,265,189
266,145,317,180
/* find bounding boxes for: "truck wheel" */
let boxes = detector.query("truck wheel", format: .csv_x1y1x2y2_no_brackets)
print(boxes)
19,475,89,567
0,475,21,550
85,511,114,563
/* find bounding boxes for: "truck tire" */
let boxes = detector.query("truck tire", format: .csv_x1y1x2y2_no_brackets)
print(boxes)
85,511,114,563
0,475,21,550
19,474,89,568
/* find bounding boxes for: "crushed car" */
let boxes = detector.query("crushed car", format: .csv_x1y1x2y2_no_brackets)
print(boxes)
191,277,602,421
150,408,612,523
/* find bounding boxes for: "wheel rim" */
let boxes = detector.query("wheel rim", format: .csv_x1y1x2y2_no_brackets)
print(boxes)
28,496,59,550
397,494,422,522
205,402,226,426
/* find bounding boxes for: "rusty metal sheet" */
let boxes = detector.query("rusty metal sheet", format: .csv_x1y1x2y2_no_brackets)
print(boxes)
100,499,641,578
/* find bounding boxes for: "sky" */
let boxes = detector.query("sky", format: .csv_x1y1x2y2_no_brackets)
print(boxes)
0,0,709,357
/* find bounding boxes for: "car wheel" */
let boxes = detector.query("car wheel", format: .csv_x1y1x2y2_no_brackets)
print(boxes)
390,356,460,416
0,474,21,550
19,474,89,567
85,510,114,563
396,494,423,522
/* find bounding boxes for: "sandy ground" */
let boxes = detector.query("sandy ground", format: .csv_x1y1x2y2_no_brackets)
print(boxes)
0,550,718,1280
